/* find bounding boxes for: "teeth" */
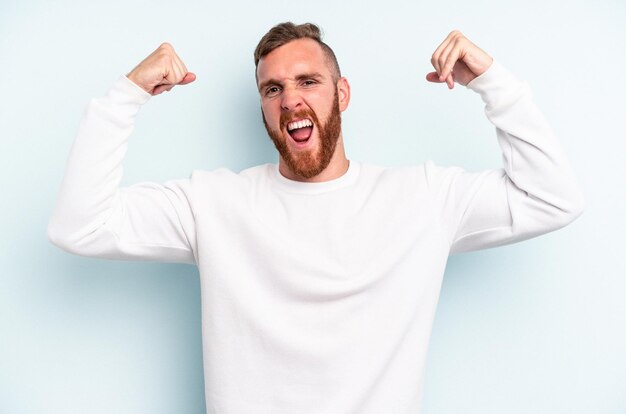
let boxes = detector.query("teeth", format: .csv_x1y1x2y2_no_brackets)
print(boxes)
287,119,313,131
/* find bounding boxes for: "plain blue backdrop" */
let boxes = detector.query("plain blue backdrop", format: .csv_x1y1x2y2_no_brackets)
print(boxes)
1,0,624,412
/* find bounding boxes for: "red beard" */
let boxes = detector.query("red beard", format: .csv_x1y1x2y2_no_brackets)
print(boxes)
263,90,342,180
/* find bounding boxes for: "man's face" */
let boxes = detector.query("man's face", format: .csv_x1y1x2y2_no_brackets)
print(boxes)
256,38,349,180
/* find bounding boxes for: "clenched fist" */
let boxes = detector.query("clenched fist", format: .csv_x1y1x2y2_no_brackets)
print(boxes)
127,43,196,95
426,30,493,89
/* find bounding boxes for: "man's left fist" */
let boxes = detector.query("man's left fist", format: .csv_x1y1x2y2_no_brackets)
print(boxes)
426,30,493,89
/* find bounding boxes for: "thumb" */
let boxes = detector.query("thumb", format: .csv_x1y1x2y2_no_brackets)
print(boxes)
180,72,196,85
425,72,444,83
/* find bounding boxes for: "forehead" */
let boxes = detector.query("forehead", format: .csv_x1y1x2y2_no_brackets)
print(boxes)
256,38,331,84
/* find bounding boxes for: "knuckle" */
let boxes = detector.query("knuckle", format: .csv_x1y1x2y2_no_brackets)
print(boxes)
159,42,173,50
156,46,171,59
158,53,172,65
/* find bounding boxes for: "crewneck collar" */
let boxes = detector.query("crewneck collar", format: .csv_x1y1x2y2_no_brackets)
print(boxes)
270,161,360,195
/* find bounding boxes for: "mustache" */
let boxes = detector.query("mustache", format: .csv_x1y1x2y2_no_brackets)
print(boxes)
280,108,320,129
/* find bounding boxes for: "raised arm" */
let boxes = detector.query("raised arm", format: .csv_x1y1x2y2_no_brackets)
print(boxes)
424,31,585,254
47,44,199,263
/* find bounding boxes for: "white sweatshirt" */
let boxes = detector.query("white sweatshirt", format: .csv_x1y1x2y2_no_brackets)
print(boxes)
48,61,584,414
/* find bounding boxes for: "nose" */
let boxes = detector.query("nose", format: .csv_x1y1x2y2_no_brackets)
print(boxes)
280,86,303,112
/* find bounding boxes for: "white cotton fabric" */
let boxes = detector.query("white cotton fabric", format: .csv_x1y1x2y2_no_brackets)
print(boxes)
48,60,584,414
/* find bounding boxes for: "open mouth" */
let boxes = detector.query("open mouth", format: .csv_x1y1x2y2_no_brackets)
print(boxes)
286,118,314,144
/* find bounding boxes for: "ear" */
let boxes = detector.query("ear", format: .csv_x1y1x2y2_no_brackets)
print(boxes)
336,77,351,112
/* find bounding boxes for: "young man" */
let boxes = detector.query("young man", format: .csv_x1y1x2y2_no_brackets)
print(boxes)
48,22,584,414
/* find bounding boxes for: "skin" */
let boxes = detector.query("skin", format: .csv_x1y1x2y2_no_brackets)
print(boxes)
425,30,493,89
256,38,351,182
125,30,493,180
126,42,196,95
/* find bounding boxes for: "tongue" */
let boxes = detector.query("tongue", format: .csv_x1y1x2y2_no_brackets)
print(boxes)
290,126,313,141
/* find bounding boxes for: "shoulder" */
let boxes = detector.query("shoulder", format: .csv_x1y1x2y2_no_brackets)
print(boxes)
358,161,475,197
189,164,270,182
359,161,429,183
187,164,272,197
354,162,433,196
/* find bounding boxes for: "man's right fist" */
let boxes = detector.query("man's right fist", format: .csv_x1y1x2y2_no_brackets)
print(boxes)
126,43,196,95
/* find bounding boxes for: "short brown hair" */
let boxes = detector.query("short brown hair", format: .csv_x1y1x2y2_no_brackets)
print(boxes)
254,22,341,81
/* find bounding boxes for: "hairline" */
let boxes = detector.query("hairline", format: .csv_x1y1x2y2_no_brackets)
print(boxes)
255,38,341,86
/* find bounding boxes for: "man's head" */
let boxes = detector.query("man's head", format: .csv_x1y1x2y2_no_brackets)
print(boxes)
255,22,350,181
254,22,341,83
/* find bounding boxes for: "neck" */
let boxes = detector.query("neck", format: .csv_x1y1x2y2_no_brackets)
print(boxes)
279,135,349,183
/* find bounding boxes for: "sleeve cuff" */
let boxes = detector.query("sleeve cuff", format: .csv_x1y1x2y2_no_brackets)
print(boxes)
90,76,152,125
466,60,526,109
107,75,152,106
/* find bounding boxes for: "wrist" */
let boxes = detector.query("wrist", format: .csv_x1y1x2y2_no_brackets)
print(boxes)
119,75,153,103
125,72,152,94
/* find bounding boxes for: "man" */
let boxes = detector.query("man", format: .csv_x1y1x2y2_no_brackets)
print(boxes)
48,22,584,414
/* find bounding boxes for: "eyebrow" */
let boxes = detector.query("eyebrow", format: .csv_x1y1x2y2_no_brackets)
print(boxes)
258,72,325,93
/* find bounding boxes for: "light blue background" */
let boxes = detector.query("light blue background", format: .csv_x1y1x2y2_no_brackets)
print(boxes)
1,0,624,413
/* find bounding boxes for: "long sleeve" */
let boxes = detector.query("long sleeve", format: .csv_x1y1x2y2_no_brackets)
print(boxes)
47,76,197,264
425,60,585,255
